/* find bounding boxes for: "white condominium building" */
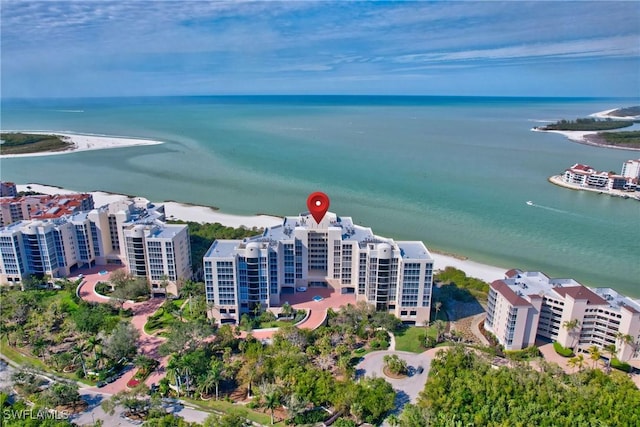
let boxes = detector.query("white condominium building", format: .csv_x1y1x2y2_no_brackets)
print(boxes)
0,192,94,226
562,163,637,192
621,159,640,180
204,211,434,325
485,270,640,361
0,198,191,295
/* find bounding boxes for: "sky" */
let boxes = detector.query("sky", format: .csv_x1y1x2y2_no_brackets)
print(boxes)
1,0,639,98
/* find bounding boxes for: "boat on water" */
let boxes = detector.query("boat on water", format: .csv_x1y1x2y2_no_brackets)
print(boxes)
526,201,533,206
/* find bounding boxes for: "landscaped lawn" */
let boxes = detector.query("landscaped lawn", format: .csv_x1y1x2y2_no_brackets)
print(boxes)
0,337,93,385
184,397,286,426
144,298,187,334
394,326,437,353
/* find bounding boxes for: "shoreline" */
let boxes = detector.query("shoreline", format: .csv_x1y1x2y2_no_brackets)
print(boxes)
531,107,640,151
13,183,511,284
547,175,640,201
0,131,164,158
531,128,640,151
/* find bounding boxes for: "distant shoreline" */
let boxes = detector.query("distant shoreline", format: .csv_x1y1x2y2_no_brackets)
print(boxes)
13,183,510,284
0,131,163,158
532,107,640,151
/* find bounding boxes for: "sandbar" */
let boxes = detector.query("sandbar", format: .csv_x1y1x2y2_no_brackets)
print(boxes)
0,131,163,158
13,183,510,283
590,108,640,120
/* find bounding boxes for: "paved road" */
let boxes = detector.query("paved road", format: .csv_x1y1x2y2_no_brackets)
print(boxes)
357,349,442,404
76,265,168,394
70,391,211,426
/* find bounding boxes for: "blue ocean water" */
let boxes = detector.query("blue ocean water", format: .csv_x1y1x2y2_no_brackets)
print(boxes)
1,96,639,296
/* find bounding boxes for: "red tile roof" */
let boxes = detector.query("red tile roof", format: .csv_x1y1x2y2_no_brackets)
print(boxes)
573,164,592,171
1,193,93,220
491,280,530,307
505,269,522,279
553,286,608,306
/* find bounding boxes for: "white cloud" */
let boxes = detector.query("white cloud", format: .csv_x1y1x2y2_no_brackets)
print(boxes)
392,35,640,64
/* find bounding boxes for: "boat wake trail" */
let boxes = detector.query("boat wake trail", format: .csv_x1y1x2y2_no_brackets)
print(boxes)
526,201,571,215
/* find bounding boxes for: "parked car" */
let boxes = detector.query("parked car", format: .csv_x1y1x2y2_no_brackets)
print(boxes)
96,381,107,388
417,366,424,374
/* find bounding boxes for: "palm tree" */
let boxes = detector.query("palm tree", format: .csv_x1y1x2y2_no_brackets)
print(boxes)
134,355,156,376
86,336,102,365
182,365,193,397
587,345,602,369
260,383,280,425
160,275,170,299
615,332,633,361
567,355,584,373
167,357,186,395
434,301,443,320
604,344,617,372
207,359,224,400
238,356,263,398
575,354,585,371
197,370,218,400
562,319,580,349
94,350,109,370
31,337,47,360
434,319,446,343
71,344,88,376
281,302,293,319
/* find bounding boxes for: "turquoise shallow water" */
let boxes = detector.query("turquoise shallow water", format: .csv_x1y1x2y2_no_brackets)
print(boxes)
1,96,639,296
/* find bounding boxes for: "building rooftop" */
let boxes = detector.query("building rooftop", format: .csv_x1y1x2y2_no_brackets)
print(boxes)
204,211,433,262
149,224,186,239
397,241,433,261
498,270,637,313
491,280,530,307
591,287,640,313
205,240,244,258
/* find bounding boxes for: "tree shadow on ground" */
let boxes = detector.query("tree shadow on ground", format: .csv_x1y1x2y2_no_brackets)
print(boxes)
433,285,485,321
392,390,411,414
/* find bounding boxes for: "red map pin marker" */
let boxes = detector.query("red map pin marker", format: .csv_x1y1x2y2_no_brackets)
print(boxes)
307,192,330,223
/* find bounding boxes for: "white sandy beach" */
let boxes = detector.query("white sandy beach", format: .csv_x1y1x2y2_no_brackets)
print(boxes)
590,108,640,120
0,132,163,158
531,107,640,146
13,183,510,284
531,127,598,143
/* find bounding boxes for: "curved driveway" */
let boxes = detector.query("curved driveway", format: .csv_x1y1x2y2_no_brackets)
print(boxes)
357,347,448,404
77,265,167,394
79,271,359,391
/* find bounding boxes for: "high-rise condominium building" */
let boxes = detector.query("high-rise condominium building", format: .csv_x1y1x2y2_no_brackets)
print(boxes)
204,211,433,325
485,270,640,361
0,198,191,295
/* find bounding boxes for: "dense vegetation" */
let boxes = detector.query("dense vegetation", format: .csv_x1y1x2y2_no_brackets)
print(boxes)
168,221,262,274
143,301,400,425
0,390,76,427
0,133,73,155
540,118,634,131
590,130,640,148
401,346,640,426
0,279,137,383
435,266,490,301
609,106,640,117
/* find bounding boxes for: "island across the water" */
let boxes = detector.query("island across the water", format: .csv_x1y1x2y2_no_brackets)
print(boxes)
0,131,164,157
533,106,640,150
